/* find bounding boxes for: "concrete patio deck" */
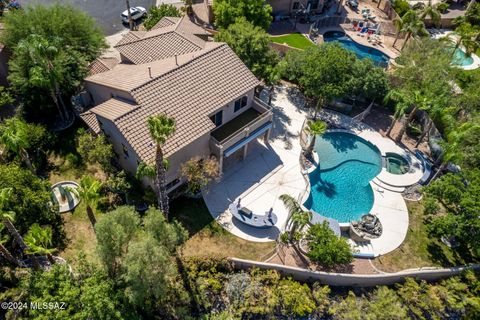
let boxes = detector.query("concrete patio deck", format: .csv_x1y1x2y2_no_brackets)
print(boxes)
204,84,419,257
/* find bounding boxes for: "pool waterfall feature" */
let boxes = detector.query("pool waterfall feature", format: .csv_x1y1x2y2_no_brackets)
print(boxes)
303,131,382,223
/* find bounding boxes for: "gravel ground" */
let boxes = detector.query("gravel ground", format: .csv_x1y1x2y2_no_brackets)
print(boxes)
19,0,156,35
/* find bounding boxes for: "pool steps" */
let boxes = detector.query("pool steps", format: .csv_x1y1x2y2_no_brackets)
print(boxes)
372,177,405,193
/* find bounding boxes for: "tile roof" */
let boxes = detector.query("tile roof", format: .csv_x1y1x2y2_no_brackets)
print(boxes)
80,111,101,134
82,16,259,164
114,16,208,64
85,42,221,92
89,98,139,121
88,57,119,75
116,43,259,162
151,16,180,30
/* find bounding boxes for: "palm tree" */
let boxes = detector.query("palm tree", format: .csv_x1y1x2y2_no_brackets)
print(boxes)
384,89,409,137
24,223,57,265
0,224,21,267
279,194,312,243
147,115,176,218
304,120,327,155
395,91,431,143
393,15,406,48
448,23,480,58
417,0,441,26
399,10,428,51
0,188,27,251
70,175,102,232
415,102,452,148
0,118,34,171
16,35,68,121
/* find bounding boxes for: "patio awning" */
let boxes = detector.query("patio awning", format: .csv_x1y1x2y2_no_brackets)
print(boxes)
223,122,272,157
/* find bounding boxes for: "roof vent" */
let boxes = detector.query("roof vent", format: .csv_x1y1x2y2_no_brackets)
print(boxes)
148,66,152,79
175,54,178,66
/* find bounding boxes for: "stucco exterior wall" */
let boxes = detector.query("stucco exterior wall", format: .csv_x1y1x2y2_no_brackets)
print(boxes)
95,115,141,175
211,88,256,125
85,81,135,106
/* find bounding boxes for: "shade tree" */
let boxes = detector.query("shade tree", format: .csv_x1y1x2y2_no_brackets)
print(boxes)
212,0,272,30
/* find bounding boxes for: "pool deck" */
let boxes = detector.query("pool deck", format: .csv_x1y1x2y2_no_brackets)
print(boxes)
203,84,422,258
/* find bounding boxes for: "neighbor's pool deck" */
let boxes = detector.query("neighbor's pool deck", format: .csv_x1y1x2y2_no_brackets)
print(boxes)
203,85,424,257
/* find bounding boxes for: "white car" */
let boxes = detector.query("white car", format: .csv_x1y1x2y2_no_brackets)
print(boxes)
121,7,147,24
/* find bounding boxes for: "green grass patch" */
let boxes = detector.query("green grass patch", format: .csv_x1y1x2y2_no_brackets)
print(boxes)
170,196,276,261
373,201,462,272
270,33,315,50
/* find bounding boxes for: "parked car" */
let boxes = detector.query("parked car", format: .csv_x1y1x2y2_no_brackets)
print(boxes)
347,0,359,8
121,7,147,24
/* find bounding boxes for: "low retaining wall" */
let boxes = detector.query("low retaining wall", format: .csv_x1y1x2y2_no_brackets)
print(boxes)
230,258,480,287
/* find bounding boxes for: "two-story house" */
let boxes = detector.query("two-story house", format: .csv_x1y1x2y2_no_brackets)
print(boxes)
81,16,273,192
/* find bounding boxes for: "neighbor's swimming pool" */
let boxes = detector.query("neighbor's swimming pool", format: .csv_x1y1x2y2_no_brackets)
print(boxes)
323,31,390,67
303,132,382,223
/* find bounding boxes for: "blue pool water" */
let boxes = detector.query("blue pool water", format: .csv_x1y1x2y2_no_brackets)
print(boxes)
451,48,474,67
303,132,382,223
323,31,390,67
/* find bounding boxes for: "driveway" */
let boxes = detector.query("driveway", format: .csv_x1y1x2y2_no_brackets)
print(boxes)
20,0,156,35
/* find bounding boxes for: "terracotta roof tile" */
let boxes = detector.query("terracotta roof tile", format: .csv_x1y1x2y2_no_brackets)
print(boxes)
89,98,139,121
88,57,119,75
80,111,101,134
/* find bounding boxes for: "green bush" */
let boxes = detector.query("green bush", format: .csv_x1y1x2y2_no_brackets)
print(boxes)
143,4,181,30
393,0,411,17
436,2,449,13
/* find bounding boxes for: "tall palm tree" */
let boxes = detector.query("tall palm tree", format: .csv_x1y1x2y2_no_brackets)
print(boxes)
70,175,102,232
0,224,21,267
399,10,428,51
417,0,441,26
125,0,134,30
395,91,431,143
304,120,327,155
16,35,68,121
393,14,406,48
24,223,57,265
0,188,27,251
384,90,409,137
279,194,312,243
449,23,480,58
0,118,34,172
147,115,176,218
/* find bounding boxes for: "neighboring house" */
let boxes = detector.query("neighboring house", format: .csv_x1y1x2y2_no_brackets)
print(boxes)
267,0,324,15
81,16,273,192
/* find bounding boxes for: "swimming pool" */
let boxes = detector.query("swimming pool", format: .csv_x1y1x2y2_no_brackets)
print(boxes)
451,47,474,67
303,132,382,223
323,31,390,67
385,152,409,175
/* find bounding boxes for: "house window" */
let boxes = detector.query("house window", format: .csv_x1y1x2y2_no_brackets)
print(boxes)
122,143,129,158
210,110,223,127
292,2,300,10
234,96,248,112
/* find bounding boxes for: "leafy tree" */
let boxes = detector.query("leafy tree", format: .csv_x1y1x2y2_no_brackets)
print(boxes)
180,156,220,195
2,264,127,320
350,58,390,104
274,278,316,317
1,4,107,121
9,34,70,121
417,0,441,26
70,175,102,231
135,161,156,180
284,43,357,115
365,286,407,319
143,207,188,253
76,129,115,173
215,17,280,85
279,194,312,243
0,187,27,251
24,223,57,265
396,277,444,319
0,164,63,246
304,120,327,154
448,22,480,58
398,10,428,50
95,206,140,278
425,169,480,258
330,291,363,319
305,222,353,268
0,86,14,120
0,223,20,267
147,114,176,218
0,117,34,171
144,4,181,30
212,0,272,30
392,0,411,17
